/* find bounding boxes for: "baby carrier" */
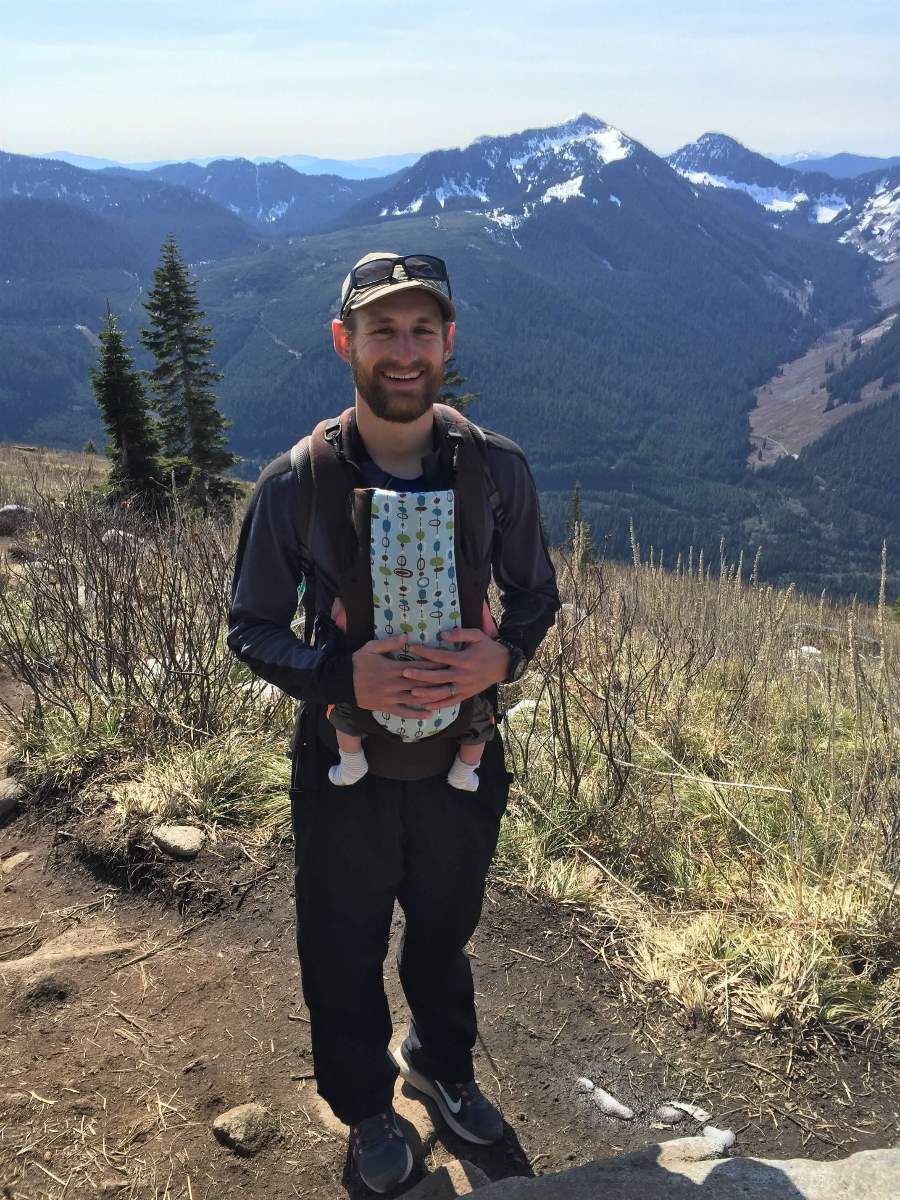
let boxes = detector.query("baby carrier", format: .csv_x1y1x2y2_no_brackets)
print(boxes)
290,404,508,779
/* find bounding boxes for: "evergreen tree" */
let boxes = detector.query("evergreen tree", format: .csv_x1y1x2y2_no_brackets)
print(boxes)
141,235,239,512
90,307,163,506
565,480,596,569
439,355,479,413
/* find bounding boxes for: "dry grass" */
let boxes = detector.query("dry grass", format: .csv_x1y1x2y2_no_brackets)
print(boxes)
498,534,900,1048
0,442,106,506
1,465,898,1050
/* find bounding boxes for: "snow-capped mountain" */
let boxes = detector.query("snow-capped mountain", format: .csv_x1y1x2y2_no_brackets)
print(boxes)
835,171,900,263
667,133,849,225
343,114,659,227
668,134,900,261
116,158,396,234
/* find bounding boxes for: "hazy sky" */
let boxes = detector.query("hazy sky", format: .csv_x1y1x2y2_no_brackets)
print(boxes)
5,1,899,161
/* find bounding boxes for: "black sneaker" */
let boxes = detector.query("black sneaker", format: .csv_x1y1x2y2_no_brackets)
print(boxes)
393,1038,503,1145
348,1110,413,1194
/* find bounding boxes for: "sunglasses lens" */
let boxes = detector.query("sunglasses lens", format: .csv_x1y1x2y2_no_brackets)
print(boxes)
404,255,446,281
353,259,395,288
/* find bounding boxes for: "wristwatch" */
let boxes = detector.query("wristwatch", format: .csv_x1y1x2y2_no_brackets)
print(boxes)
496,638,528,684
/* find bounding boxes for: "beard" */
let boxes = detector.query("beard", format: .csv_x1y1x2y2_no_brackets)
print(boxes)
350,351,445,423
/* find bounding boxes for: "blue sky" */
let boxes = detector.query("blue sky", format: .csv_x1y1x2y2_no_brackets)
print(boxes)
5,1,899,161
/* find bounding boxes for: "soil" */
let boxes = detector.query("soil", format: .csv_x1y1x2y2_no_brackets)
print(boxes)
2,780,898,1200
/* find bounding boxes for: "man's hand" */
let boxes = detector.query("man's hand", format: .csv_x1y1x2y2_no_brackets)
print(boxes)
351,634,446,719
399,628,511,711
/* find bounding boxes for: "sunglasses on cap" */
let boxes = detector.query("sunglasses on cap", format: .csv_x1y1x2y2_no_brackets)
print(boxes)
340,254,452,319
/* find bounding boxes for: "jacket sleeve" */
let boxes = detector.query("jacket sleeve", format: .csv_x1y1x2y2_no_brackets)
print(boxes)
489,447,560,661
226,464,356,705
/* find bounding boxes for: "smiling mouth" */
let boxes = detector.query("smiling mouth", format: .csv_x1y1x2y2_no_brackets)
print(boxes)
381,369,424,383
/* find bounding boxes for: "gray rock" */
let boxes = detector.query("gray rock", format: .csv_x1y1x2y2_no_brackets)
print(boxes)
702,1125,736,1152
212,1102,274,1156
655,1104,686,1125
402,1159,492,1197
0,505,35,536
465,1146,900,1199
1,850,32,875
151,824,205,859
0,778,26,819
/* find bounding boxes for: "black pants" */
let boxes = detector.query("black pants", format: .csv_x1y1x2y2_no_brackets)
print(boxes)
290,708,511,1125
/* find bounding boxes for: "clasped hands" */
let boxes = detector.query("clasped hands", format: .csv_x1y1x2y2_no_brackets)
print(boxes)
352,628,511,720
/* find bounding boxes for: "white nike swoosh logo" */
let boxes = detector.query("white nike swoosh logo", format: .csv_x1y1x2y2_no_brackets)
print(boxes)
435,1081,462,1115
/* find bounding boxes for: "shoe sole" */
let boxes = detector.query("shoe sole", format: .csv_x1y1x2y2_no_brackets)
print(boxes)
392,1045,499,1146
357,1142,413,1194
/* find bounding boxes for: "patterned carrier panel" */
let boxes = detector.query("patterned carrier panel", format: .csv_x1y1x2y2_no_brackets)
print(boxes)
370,488,461,741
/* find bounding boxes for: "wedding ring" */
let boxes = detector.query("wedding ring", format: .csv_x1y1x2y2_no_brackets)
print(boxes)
448,683,456,698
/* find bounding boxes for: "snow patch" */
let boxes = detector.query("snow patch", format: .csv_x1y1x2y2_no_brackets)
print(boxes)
677,169,809,213
391,194,425,215
840,182,900,262
507,121,633,180
264,200,290,223
586,127,631,165
541,175,584,204
433,176,489,207
812,194,849,224
484,210,524,230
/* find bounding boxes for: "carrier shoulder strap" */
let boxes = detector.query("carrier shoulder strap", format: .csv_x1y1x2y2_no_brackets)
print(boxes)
289,405,509,617
433,404,510,534
289,434,316,640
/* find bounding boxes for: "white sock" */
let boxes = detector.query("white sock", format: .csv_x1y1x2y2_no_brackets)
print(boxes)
328,748,369,787
447,753,480,792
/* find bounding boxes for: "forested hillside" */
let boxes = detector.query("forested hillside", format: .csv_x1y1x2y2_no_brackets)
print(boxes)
2,126,898,596
824,309,900,407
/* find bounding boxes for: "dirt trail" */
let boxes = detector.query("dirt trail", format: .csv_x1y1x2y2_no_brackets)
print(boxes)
1,800,898,1199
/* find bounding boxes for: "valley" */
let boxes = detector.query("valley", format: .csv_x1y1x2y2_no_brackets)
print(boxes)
749,259,900,467
2,116,900,597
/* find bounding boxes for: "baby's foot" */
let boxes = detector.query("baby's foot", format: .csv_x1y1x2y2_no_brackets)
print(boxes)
328,749,369,786
447,753,480,792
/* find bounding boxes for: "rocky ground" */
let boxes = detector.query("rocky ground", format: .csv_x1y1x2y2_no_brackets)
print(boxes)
1,771,898,1199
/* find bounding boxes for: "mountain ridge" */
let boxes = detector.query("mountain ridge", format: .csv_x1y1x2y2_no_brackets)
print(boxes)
2,116,897,597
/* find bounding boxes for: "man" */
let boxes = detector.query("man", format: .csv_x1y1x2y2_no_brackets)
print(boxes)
228,252,559,1193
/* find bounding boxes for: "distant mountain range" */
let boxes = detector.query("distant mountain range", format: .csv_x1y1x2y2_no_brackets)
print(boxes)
774,151,900,178
104,158,400,235
40,150,421,180
3,116,899,597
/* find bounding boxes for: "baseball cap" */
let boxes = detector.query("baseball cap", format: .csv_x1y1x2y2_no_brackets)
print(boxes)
339,252,456,322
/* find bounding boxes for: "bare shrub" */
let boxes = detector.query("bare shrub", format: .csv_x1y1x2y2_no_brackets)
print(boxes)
501,539,900,1047
0,487,292,795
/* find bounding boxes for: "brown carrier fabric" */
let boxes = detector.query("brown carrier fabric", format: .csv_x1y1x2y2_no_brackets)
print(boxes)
305,404,494,780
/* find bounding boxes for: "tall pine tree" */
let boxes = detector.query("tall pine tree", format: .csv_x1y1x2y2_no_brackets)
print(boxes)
91,307,163,507
141,235,239,513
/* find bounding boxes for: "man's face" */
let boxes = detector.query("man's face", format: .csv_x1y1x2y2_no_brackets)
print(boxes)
332,290,455,423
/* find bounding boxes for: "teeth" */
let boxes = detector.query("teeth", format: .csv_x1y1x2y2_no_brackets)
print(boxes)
384,371,421,380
